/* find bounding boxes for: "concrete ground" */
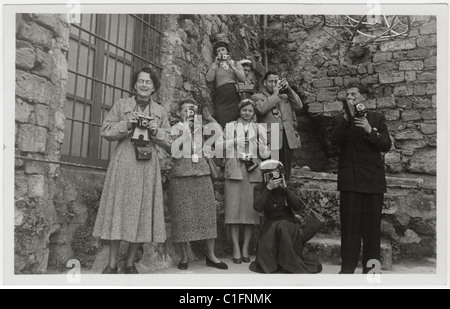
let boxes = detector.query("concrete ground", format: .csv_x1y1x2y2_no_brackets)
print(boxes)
147,256,437,275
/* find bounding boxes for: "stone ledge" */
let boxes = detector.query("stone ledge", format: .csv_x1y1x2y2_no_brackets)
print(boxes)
291,168,435,190
305,233,393,270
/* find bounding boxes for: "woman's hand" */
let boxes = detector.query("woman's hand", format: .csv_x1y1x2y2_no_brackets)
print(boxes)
127,112,139,130
267,177,283,190
148,120,158,136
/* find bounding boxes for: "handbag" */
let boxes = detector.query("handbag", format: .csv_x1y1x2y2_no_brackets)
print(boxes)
206,158,220,180
292,197,326,243
134,145,152,160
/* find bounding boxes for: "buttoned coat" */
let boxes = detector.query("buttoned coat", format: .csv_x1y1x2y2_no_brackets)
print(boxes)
330,111,392,193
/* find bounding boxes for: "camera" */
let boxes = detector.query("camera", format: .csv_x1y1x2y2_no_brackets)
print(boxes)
354,102,367,118
263,171,284,184
131,114,154,145
276,78,288,94
242,154,258,172
136,114,154,128
219,54,230,61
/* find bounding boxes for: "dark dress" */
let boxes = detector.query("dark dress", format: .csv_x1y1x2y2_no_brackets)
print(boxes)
249,185,322,274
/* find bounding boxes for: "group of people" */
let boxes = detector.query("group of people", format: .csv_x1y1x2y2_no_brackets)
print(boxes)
93,40,391,276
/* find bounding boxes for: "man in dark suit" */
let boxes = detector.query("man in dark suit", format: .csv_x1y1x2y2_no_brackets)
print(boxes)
251,71,303,180
330,83,392,274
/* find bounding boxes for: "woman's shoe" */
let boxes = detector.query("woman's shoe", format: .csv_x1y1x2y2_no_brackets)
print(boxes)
242,257,251,263
101,265,118,274
232,257,242,264
178,262,189,270
206,256,229,270
124,265,139,274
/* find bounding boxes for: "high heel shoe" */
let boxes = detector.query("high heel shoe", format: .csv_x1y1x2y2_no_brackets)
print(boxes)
101,265,118,274
242,257,251,263
178,261,189,270
232,257,242,264
206,256,228,270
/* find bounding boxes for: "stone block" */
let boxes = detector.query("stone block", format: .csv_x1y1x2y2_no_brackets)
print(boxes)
407,49,431,58
343,77,361,87
376,96,395,108
16,70,61,107
420,123,437,135
364,99,377,109
394,129,423,141
380,72,404,84
375,62,399,73
408,149,436,174
15,171,29,199
16,48,36,70
34,104,51,128
17,21,53,51
373,52,392,63
416,35,437,48
421,109,436,120
432,95,436,108
417,71,436,82
419,23,436,35
324,101,343,112
25,161,46,174
357,64,367,74
333,77,343,86
396,140,427,150
401,110,422,122
384,109,400,121
399,229,421,244
28,175,46,198
361,74,379,85
405,71,416,82
32,48,54,81
17,124,47,153
393,85,414,96
424,56,437,68
399,60,424,71
316,89,337,102
15,98,33,123
413,98,432,109
308,102,323,113
414,84,427,96
312,78,333,88
426,83,436,95
380,38,416,52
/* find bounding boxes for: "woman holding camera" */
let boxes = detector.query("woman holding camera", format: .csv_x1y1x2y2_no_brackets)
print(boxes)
222,99,270,264
206,40,246,128
93,67,172,274
249,160,323,274
168,99,228,271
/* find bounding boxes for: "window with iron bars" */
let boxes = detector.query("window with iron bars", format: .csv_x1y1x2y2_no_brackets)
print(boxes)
62,14,164,168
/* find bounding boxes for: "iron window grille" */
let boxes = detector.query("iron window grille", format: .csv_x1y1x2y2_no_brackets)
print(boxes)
62,14,163,168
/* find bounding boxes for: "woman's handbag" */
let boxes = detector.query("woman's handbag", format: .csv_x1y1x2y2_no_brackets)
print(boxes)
292,198,326,243
206,158,220,180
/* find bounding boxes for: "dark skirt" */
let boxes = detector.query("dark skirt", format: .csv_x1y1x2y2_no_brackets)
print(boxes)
249,219,322,274
214,83,240,128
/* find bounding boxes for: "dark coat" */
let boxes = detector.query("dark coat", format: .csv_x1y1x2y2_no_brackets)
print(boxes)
330,111,392,194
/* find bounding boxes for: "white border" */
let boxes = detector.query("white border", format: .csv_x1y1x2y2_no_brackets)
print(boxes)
2,1,449,288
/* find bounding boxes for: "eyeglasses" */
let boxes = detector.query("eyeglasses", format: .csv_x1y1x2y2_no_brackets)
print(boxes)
137,79,153,85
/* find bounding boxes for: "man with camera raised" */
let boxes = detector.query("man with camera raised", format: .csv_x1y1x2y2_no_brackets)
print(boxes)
330,83,392,274
251,71,303,180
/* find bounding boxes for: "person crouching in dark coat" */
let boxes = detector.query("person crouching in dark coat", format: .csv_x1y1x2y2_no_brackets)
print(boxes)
249,160,322,274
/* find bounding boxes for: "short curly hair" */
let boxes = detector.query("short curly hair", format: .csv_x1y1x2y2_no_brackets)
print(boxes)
131,67,161,95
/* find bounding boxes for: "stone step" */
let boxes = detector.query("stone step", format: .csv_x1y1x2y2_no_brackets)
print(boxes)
304,233,393,271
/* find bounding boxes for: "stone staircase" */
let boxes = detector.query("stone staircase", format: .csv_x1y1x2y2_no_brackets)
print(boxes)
305,233,393,270
86,167,434,274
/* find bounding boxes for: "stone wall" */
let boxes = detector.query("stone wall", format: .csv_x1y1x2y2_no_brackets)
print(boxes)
158,14,264,119
267,15,437,175
14,13,69,274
